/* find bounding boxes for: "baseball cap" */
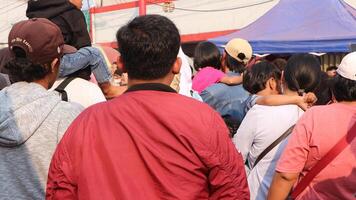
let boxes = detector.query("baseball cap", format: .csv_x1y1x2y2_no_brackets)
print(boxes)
8,18,76,64
337,52,356,81
224,38,253,65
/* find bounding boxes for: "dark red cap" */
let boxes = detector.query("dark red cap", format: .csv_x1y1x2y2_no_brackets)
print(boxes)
8,18,77,64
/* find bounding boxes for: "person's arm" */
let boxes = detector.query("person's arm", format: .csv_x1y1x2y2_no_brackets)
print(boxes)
207,113,250,200
47,110,89,199
267,172,299,200
256,93,317,111
46,138,77,199
219,74,243,85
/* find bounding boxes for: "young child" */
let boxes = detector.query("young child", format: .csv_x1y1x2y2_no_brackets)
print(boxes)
192,41,243,93
26,0,122,98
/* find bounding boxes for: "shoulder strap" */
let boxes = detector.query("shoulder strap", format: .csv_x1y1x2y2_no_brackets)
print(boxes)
290,122,356,199
253,125,295,168
54,77,76,102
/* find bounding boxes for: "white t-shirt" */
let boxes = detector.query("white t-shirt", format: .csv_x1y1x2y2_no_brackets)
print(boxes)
51,78,106,108
177,48,192,97
233,105,304,200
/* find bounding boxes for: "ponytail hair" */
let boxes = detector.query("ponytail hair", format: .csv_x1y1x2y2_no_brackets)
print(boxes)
284,54,321,95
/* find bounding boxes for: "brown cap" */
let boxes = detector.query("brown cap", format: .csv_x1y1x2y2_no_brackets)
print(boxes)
8,18,77,64
224,38,253,65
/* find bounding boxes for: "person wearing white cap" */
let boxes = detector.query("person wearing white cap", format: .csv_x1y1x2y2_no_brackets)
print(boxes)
200,38,252,127
268,52,356,200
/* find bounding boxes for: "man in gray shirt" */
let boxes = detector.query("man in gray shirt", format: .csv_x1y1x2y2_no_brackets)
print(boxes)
0,18,83,199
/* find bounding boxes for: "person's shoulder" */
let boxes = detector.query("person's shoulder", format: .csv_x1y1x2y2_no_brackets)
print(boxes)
69,78,100,88
56,101,84,117
251,104,300,115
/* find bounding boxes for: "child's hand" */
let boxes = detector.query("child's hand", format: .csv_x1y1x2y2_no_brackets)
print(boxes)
298,92,317,111
304,92,317,105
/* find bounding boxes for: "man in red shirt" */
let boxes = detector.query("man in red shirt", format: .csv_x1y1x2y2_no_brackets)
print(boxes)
46,14,249,200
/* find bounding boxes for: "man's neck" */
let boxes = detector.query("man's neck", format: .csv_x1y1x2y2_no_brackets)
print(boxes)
128,77,173,88
33,79,50,89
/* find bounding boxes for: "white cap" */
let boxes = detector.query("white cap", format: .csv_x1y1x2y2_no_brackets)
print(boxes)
224,38,253,65
337,52,356,81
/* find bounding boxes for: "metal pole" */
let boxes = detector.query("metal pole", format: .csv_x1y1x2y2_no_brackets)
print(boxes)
138,0,146,16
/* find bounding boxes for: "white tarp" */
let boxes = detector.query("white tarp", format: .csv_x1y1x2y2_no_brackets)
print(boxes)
0,0,27,47
91,0,279,44
1,0,355,47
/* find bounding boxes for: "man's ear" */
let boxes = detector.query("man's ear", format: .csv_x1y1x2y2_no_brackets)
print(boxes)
172,57,182,75
50,58,59,72
117,55,127,73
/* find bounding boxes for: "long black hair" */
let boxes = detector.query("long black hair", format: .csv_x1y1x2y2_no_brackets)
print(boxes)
284,54,321,95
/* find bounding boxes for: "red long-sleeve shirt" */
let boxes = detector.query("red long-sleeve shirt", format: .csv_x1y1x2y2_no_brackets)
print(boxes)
46,83,249,200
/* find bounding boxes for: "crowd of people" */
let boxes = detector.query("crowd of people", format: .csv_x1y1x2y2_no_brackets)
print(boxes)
0,0,355,199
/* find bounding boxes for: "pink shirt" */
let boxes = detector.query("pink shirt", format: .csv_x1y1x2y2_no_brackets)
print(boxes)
192,67,225,93
276,103,356,200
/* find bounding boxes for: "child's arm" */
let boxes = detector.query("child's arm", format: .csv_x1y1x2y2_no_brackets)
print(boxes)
219,74,243,85
256,93,317,111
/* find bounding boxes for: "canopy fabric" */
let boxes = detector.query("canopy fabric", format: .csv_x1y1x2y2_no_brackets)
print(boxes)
210,0,356,53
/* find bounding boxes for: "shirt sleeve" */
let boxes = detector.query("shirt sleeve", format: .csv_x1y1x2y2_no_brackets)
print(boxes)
233,109,258,162
204,112,250,200
46,137,77,200
47,109,88,199
276,110,313,173
244,94,259,113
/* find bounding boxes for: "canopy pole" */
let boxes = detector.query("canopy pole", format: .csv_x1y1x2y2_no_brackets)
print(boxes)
139,0,146,16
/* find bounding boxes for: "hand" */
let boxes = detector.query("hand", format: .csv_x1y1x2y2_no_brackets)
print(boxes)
304,92,317,105
297,92,317,111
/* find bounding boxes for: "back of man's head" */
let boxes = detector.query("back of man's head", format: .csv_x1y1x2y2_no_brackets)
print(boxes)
6,18,76,83
116,15,180,80
243,61,281,94
224,38,252,73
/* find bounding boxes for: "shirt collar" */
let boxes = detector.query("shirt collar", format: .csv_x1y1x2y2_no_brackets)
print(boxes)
125,83,177,94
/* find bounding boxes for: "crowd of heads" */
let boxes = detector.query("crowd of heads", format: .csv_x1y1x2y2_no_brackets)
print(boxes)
0,11,355,200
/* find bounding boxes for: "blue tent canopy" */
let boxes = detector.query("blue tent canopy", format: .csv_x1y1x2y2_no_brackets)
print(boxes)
210,0,356,54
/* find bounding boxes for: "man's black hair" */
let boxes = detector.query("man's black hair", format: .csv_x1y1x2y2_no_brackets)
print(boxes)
5,47,53,82
272,58,287,71
332,74,356,102
193,41,221,71
284,54,321,94
326,66,338,71
224,52,245,74
116,15,180,80
314,72,333,105
243,61,281,94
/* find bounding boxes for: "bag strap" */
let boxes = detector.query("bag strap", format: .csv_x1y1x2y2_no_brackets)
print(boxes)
54,77,76,102
290,122,356,199
253,125,295,168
